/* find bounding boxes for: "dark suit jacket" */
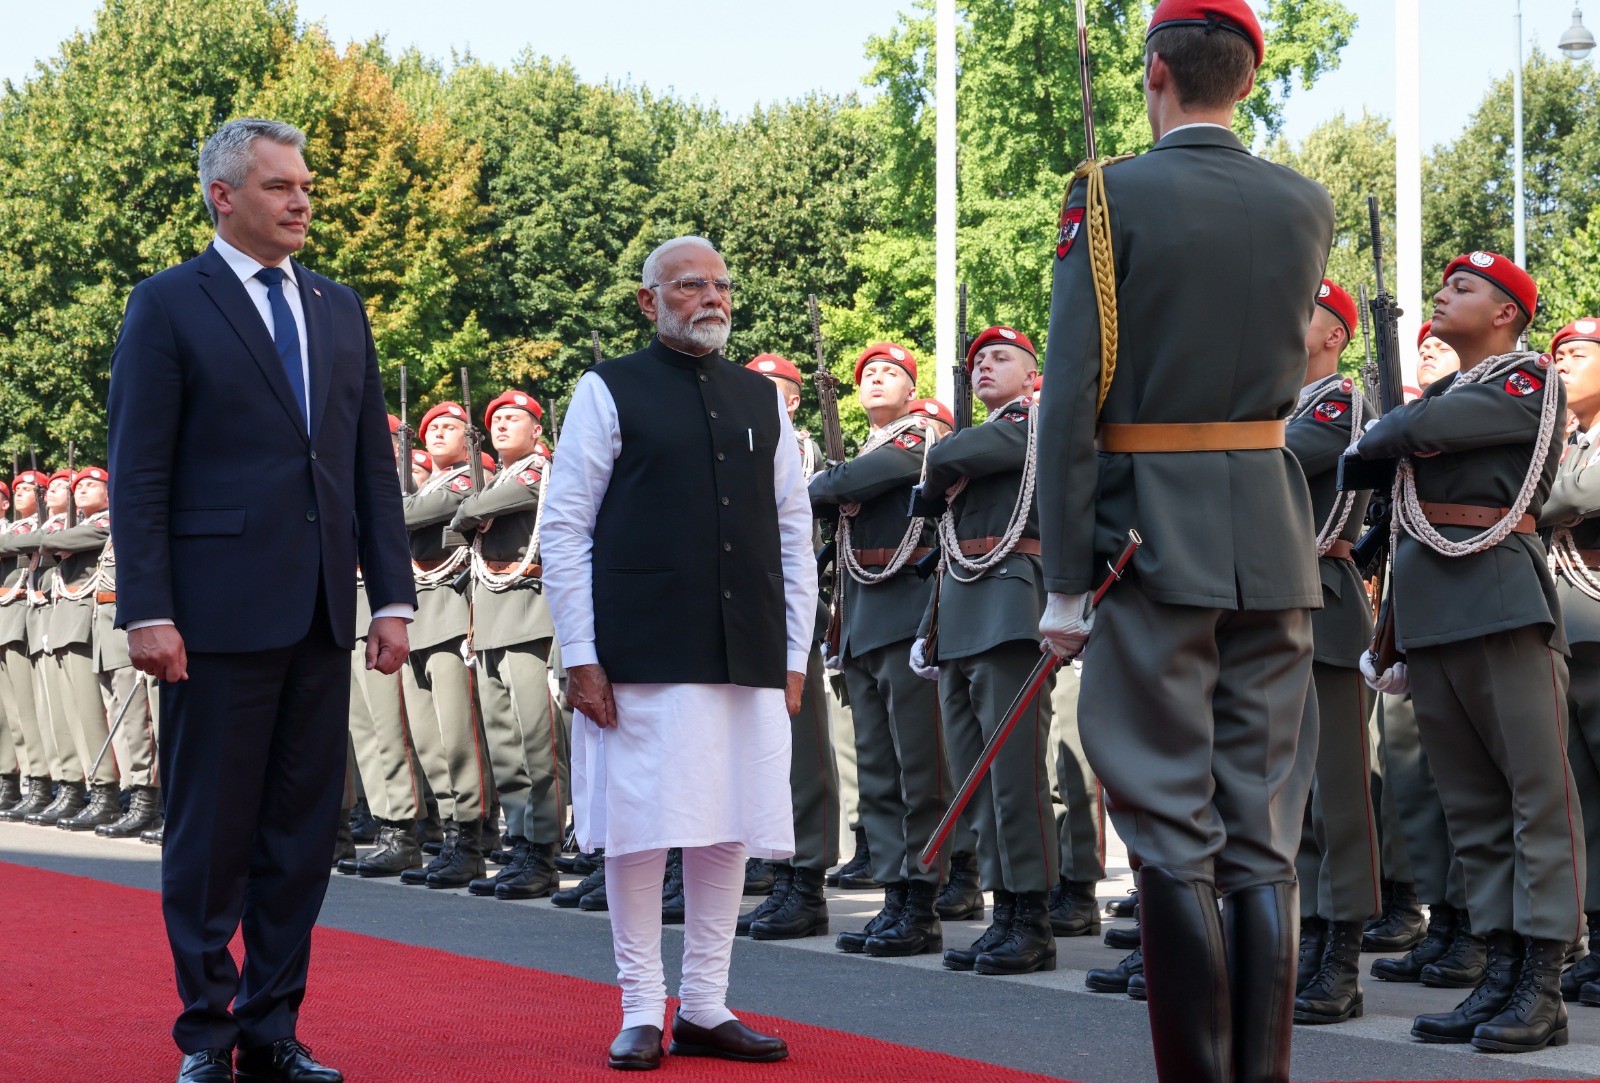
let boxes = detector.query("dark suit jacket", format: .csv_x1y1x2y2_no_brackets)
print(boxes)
107,244,415,652
1039,124,1335,610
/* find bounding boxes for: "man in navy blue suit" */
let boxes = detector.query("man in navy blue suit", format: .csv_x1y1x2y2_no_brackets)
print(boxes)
107,118,416,1083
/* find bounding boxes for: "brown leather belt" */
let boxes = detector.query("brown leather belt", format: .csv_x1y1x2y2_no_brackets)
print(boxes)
1323,540,1355,561
483,560,542,577
95,591,117,605
1097,420,1287,453
956,537,1042,557
853,547,933,567
1574,549,1600,570
1420,501,1535,535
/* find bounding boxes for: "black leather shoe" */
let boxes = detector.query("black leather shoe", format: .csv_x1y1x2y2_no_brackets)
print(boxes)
739,866,793,934
140,817,166,845
553,865,606,908
750,867,829,940
865,880,943,957
177,1048,235,1082
935,851,984,920
557,848,602,876
1086,946,1143,993
1127,972,1147,1000
1222,880,1296,1083
669,1013,787,1063
356,821,423,878
607,1025,662,1071
1372,902,1459,982
1560,913,1600,1001
427,819,486,888
837,883,907,953
1473,937,1571,1052
401,822,458,885
1104,922,1141,949
1421,922,1487,988
1296,915,1328,994
975,890,1057,975
0,776,52,821
577,877,611,912
1412,930,1521,1043
1105,888,1138,918
743,857,775,896
1142,867,1234,1083
495,841,559,900
831,827,877,889
945,890,1015,971
1363,881,1427,952
1047,879,1102,937
235,1038,342,1082
1294,920,1365,1024
99,785,162,838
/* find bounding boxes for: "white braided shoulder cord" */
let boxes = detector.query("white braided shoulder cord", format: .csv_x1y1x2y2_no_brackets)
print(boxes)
937,400,1040,583
1392,351,1561,558
838,414,940,585
413,466,472,586
469,451,549,592
1291,374,1366,556
1551,527,1600,602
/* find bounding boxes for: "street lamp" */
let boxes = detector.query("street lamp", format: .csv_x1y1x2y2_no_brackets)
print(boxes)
1559,6,1595,60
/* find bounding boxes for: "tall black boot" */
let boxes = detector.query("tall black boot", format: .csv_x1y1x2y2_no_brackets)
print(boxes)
1472,937,1571,1052
0,776,52,821
1296,915,1327,994
944,890,1015,971
1412,930,1521,1043
1294,920,1365,1024
1363,880,1426,952
831,826,877,889
1141,867,1232,1083
738,866,793,935
60,781,123,831
357,820,423,878
402,821,458,885
837,883,906,954
1560,912,1600,1000
1047,878,1102,937
98,785,161,838
936,851,984,920
0,773,21,811
1372,902,1459,982
750,867,829,941
426,819,486,888
975,890,1057,976
26,780,85,826
1222,881,1295,1083
1421,916,1487,988
866,880,942,957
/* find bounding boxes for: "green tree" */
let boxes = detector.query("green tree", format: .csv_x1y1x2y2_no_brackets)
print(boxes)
1539,204,1600,335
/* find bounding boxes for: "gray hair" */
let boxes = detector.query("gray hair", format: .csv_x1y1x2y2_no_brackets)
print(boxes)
198,118,307,224
641,236,719,289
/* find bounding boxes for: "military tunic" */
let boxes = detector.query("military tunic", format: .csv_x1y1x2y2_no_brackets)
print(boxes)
0,521,48,782
90,534,158,791
16,516,83,783
47,511,120,787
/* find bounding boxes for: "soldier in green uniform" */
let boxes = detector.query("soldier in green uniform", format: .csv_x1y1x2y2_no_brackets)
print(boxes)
908,325,1059,975
810,342,951,958
737,354,839,940
0,473,52,820
1037,4,1334,1077
449,389,565,901
1537,317,1600,1004
1356,251,1580,1053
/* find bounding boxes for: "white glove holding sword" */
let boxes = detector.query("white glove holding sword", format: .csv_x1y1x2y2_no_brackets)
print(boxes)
1039,591,1094,660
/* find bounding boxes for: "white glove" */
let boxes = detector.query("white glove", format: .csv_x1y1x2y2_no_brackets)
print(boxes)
822,642,842,672
1039,591,1094,660
1359,650,1410,695
909,637,940,681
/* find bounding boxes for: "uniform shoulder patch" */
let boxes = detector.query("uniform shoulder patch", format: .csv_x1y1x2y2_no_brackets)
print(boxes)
1056,206,1085,260
1004,409,1029,423
1313,400,1348,423
516,469,541,487
1505,371,1543,397
448,475,473,492
1537,353,1553,368
894,431,925,450
1340,377,1354,394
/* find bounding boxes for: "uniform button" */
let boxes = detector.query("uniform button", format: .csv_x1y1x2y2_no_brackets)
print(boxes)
716,452,725,461
709,410,719,419
723,589,732,599
721,497,729,506
306,510,318,522
699,374,708,382
723,542,732,552
310,450,318,460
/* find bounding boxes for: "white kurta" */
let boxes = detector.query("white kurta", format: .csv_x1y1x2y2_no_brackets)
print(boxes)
541,366,817,858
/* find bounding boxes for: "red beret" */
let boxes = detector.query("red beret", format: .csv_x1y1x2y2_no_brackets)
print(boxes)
47,469,73,485
965,326,1038,371
410,450,433,469
909,399,953,425
73,467,108,485
746,354,804,386
12,471,48,490
0,481,9,498
1443,251,1538,320
1033,373,1044,392
481,452,497,472
1417,320,1435,348
484,390,543,430
1551,318,1600,354
387,414,401,434
854,342,917,384
1315,280,1358,337
1147,0,1265,68
419,401,470,433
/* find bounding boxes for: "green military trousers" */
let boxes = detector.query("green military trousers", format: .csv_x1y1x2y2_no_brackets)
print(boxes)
1374,692,1465,909
99,665,156,789
1563,642,1600,916
404,640,489,824
0,649,46,779
827,671,859,836
350,654,423,822
32,648,80,783
789,647,841,872
476,639,567,846
1408,626,1585,941
52,645,116,786
1047,664,1107,883
1292,662,1380,922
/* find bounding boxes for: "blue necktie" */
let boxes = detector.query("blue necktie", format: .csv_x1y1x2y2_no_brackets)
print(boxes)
254,266,308,429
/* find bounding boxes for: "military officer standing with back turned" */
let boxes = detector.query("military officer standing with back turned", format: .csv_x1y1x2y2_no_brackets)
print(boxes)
1036,3,1334,1079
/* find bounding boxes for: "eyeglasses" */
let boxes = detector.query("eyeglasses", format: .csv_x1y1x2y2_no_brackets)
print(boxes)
648,275,735,296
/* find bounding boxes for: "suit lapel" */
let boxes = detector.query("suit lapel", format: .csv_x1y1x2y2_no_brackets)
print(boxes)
296,259,334,445
195,245,309,443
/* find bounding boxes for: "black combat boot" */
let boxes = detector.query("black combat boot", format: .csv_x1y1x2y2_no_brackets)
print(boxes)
553,864,606,908
1104,921,1141,949
331,817,356,866
1412,930,1522,1042
743,857,775,896
1560,912,1600,1000
750,867,829,941
26,779,85,826
0,776,52,821
976,891,1057,976
98,785,161,838
1296,915,1328,994
348,798,378,844
1372,902,1460,982
470,837,529,896
1086,946,1143,993
1107,888,1138,918
738,866,793,935
1472,937,1570,1052
1140,867,1234,1083
837,883,907,953
357,820,423,878
832,827,878,889
418,813,446,853
1294,920,1365,1024
865,880,942,957
662,849,686,925
936,851,984,920
495,842,558,900
426,819,486,888
577,870,610,911
944,890,1015,971
1421,916,1487,988
402,821,459,885
0,773,21,811
557,848,602,875
1363,880,1426,952
139,816,165,845
1046,878,1101,937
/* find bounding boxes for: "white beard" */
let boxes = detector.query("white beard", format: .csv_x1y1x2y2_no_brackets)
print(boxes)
658,303,731,353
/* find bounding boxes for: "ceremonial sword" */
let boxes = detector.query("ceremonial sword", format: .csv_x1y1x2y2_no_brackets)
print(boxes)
87,676,147,782
917,529,1141,873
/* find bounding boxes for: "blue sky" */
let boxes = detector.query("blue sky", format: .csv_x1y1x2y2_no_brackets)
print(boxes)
3,0,1595,150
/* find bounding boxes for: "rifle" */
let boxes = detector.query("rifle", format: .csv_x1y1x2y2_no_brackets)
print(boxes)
8,453,14,524
65,441,77,527
397,366,417,495
1357,285,1377,405
591,330,603,366
952,283,973,431
460,367,485,494
1076,0,1098,160
809,295,846,464
29,446,42,526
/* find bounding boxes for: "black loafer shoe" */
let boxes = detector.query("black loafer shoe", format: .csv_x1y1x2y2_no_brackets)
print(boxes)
668,1013,787,1062
234,1038,342,1082
178,1048,235,1082
607,1025,662,1071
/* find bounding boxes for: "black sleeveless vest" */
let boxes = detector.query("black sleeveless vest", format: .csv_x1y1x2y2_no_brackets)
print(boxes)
590,337,787,688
